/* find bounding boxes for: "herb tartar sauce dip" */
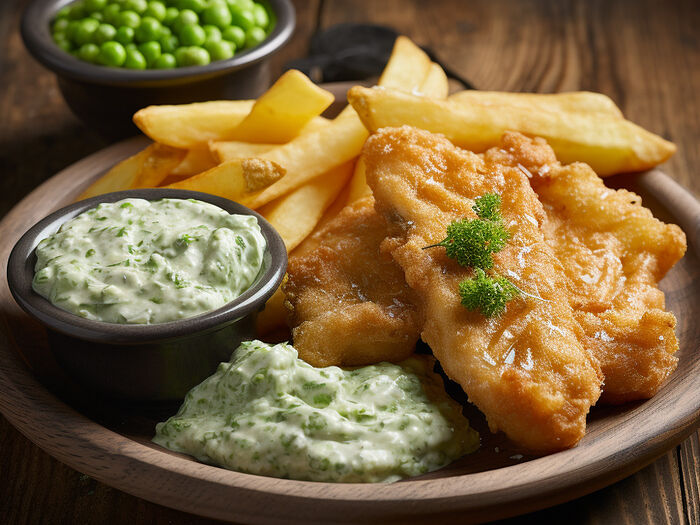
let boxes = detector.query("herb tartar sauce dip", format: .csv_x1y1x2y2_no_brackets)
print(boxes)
32,198,266,324
154,341,479,482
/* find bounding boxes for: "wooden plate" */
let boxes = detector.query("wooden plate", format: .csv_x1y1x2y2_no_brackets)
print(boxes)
1,137,699,524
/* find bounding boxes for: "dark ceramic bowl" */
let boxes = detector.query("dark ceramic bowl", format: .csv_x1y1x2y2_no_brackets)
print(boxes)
7,189,287,401
21,0,295,138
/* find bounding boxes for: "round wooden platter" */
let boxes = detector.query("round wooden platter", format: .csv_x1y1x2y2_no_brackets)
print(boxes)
0,139,699,525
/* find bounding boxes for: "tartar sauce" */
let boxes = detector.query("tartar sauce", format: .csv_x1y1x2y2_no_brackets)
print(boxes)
32,198,266,324
153,341,479,482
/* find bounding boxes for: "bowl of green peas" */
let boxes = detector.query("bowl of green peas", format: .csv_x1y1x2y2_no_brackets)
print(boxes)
21,0,295,138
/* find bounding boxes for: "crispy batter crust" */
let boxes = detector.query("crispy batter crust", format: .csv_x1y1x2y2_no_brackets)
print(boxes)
284,197,422,367
364,126,603,452
487,132,686,403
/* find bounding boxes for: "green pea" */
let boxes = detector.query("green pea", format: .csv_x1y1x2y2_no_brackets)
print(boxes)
99,41,127,67
124,47,147,69
73,18,100,47
177,0,206,13
202,4,231,29
85,0,108,12
160,25,172,37
139,41,161,64
175,46,210,66
173,9,199,33
93,23,117,44
162,6,179,26
203,25,222,43
53,32,72,52
153,52,177,69
115,26,135,45
125,43,138,53
68,4,86,19
52,18,70,33
252,4,269,29
56,6,72,19
118,10,141,29
222,25,245,48
102,4,121,25
178,24,205,46
206,39,234,61
123,0,148,14
135,16,162,42
66,20,81,40
144,1,166,21
159,34,179,53
245,26,266,48
56,38,73,53
78,42,101,63
228,0,254,10
92,11,105,22
230,7,256,30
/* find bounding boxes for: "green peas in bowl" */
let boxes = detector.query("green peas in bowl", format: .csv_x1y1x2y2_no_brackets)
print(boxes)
49,0,275,69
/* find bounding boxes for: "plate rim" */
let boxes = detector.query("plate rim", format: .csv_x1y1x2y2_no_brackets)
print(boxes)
0,138,699,524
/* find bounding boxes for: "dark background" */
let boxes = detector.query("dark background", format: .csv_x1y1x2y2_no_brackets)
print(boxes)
1,0,698,523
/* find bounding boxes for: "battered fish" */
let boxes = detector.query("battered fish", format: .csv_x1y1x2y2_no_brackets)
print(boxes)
485,132,687,403
284,196,421,367
363,126,602,452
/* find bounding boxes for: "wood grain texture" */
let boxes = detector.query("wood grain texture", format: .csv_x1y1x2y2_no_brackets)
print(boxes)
1,0,699,523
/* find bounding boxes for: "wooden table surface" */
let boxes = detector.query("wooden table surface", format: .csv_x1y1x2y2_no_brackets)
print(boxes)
1,0,698,523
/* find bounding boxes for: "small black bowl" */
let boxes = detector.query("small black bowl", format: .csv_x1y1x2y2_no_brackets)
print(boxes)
21,0,295,138
7,189,287,401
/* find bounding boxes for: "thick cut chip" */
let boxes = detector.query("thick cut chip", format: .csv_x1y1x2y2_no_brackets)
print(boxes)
165,157,285,197
79,143,185,200
349,86,676,176
226,70,335,144
449,91,624,118
133,101,255,149
284,197,422,368
258,161,354,251
485,132,686,403
170,148,217,177
363,126,602,452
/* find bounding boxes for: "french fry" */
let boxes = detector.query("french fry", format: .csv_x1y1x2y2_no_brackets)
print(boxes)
174,110,368,209
348,86,676,176
258,161,354,251
133,100,255,149
185,37,435,208
255,286,289,339
170,148,217,177
449,90,624,118
79,143,185,200
346,157,372,204
165,157,285,197
209,141,275,163
378,36,432,91
419,62,449,98
227,70,335,144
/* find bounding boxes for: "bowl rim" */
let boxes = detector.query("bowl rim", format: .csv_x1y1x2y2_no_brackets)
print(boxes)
20,0,296,88
6,188,287,345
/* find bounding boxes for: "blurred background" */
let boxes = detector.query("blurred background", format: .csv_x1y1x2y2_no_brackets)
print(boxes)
1,0,698,523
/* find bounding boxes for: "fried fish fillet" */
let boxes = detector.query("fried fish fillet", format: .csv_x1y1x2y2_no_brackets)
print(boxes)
485,132,687,403
363,126,602,452
283,196,421,367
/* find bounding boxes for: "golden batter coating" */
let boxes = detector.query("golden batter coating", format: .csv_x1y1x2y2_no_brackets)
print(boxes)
284,196,422,367
486,132,687,403
363,126,602,452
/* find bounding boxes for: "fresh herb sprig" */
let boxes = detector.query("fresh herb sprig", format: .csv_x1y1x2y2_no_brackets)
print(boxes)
424,194,510,269
424,194,520,317
459,268,519,317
